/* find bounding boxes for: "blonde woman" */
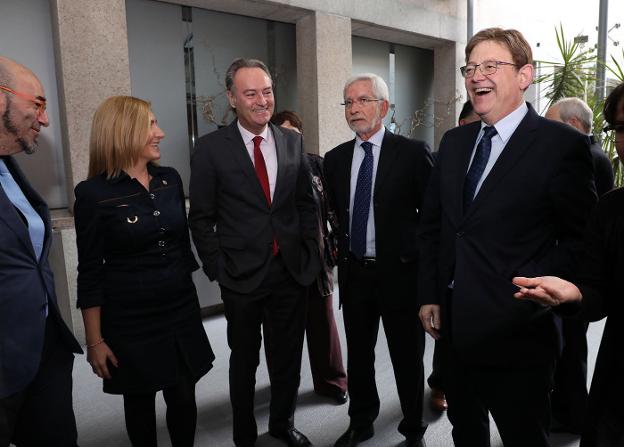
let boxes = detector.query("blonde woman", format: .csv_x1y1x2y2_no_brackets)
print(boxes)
74,96,214,446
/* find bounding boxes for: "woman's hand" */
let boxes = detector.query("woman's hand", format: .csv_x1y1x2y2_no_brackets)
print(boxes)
512,276,583,307
87,341,118,379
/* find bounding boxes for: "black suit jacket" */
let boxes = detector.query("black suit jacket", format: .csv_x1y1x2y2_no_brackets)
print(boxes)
417,103,597,366
324,129,433,308
0,156,81,399
188,121,320,294
589,135,615,197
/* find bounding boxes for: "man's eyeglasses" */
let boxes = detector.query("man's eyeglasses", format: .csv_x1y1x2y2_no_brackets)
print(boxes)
603,122,624,135
460,60,519,78
0,85,47,115
341,97,384,109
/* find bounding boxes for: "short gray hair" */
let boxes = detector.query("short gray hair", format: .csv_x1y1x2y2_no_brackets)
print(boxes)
554,97,593,134
343,73,389,101
225,58,272,92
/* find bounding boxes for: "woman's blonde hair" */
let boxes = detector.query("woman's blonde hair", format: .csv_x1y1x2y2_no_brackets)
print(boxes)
88,96,152,179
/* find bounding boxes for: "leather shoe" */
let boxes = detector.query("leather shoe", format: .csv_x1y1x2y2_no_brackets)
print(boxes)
429,388,448,411
317,389,349,405
269,427,313,446
333,425,374,447
404,438,426,447
332,391,348,405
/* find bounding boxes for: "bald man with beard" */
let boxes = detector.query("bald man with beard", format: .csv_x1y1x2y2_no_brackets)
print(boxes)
0,56,82,447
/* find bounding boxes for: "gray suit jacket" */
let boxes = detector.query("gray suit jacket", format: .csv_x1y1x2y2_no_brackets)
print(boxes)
189,121,320,294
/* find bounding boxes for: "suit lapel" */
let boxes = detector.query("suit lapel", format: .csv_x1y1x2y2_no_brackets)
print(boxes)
464,104,539,220
373,130,400,197
338,140,355,219
271,123,286,208
225,120,269,205
0,156,47,261
449,122,481,220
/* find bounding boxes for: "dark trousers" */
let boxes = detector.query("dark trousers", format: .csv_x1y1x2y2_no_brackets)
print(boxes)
446,352,555,447
0,318,77,447
123,372,198,447
551,317,588,430
427,336,450,391
306,289,347,395
342,259,426,440
221,254,307,446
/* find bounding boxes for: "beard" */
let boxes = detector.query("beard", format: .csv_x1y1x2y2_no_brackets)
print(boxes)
2,101,37,155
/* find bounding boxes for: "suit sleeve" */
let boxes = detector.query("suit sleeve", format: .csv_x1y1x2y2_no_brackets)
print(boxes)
417,138,445,306
575,197,614,321
74,183,105,308
517,132,597,278
188,140,219,280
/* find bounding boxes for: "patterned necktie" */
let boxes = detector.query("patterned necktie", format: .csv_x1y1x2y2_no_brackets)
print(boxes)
0,158,45,260
252,136,278,256
463,126,497,211
351,141,373,259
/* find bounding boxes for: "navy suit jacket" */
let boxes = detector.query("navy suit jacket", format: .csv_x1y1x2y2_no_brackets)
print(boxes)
0,156,81,398
417,104,597,367
324,129,434,308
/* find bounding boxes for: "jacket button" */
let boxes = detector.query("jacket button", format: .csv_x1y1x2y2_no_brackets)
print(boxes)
153,210,161,217
456,231,464,238
149,193,155,199
158,240,165,247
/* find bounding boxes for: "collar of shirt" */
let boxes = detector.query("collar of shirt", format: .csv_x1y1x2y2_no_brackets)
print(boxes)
481,101,528,145
354,125,385,150
237,120,271,146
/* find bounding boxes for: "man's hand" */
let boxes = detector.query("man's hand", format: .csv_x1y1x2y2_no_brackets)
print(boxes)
419,304,441,340
512,276,583,307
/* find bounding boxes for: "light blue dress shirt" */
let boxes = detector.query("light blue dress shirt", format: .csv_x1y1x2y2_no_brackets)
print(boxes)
467,102,529,198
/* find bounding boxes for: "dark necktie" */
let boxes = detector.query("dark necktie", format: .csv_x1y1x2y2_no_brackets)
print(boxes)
252,136,278,256
463,126,497,211
351,141,373,259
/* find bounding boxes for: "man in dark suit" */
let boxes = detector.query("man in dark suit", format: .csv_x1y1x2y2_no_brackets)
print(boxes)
418,28,597,447
188,58,319,447
0,56,82,446
324,73,432,447
427,99,481,414
544,97,614,434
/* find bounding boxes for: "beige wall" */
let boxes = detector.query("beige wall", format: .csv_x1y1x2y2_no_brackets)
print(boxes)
43,0,465,340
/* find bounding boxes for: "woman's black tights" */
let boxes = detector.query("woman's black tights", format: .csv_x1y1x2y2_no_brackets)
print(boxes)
123,375,197,447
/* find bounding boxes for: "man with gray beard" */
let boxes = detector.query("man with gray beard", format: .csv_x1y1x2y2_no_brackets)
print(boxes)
0,56,82,447
324,73,432,447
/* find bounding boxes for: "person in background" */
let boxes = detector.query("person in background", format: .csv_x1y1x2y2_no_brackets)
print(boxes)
74,96,214,447
418,28,596,447
270,110,349,405
427,99,480,413
544,96,615,434
189,58,319,447
325,73,432,447
513,81,624,447
546,97,614,197
458,100,480,126
0,55,82,447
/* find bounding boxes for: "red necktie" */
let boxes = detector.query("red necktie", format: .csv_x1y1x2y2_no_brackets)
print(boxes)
252,136,278,255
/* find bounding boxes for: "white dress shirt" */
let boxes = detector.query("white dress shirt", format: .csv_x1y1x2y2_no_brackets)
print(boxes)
237,121,278,200
349,125,385,258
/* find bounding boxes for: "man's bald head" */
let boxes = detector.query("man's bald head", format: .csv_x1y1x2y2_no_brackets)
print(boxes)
0,56,49,156
545,98,593,135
